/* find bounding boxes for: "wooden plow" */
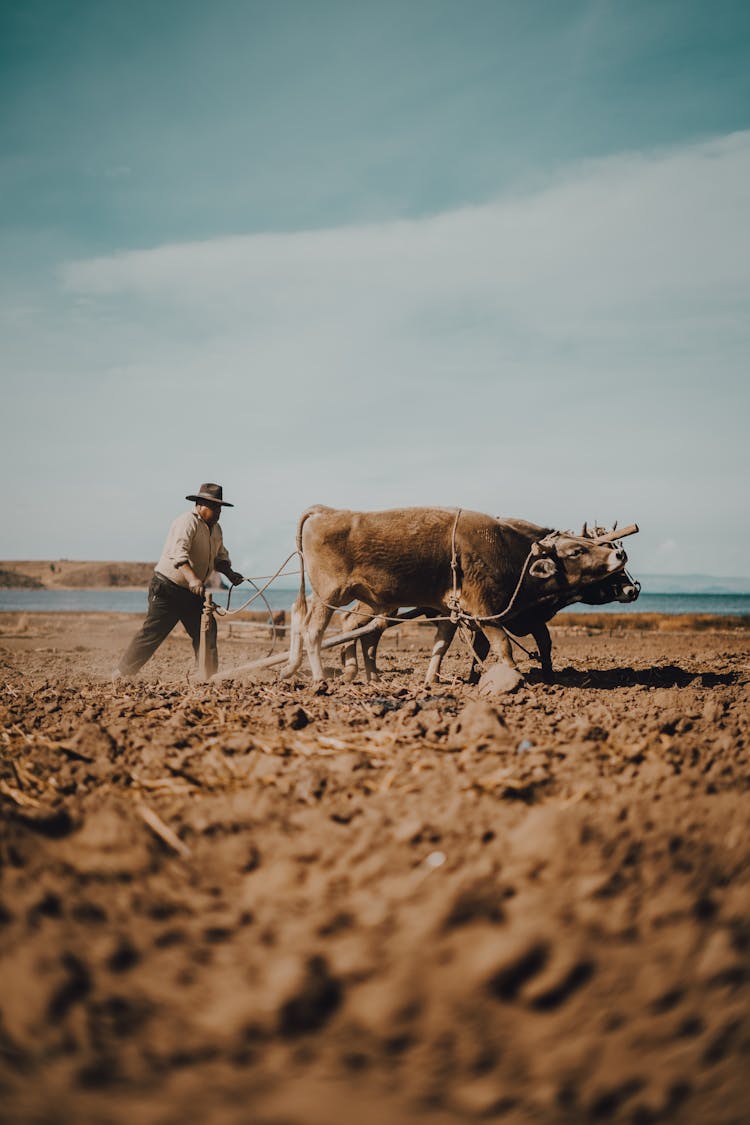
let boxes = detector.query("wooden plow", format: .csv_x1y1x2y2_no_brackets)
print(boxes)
210,616,396,683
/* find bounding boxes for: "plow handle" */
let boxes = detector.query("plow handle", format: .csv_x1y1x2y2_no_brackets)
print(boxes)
196,592,218,680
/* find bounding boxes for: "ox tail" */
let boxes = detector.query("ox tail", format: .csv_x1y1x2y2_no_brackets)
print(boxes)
294,505,326,617
281,506,320,678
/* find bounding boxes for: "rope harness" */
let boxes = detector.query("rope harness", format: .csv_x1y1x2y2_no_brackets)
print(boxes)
207,552,299,657
448,507,462,621
213,552,299,618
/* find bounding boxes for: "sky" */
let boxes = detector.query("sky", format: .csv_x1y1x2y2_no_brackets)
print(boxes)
1,0,749,579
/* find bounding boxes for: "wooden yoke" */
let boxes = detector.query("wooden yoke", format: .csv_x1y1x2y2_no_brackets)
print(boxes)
197,591,218,681
592,523,639,544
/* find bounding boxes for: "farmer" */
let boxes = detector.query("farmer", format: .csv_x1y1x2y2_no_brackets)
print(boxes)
114,483,243,679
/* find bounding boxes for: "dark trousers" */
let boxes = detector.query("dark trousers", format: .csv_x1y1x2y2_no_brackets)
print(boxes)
119,573,204,676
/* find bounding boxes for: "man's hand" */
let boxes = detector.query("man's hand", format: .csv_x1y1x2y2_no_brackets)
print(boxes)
214,560,244,587
181,565,205,597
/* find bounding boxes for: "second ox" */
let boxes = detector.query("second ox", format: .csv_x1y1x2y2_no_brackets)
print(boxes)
339,566,639,686
282,507,631,693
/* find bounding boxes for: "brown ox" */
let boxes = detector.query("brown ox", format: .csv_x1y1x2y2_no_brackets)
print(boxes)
282,507,628,692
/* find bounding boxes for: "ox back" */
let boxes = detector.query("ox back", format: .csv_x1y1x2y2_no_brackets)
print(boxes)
297,507,549,613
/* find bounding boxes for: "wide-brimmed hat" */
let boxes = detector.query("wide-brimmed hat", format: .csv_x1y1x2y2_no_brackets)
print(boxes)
186,483,234,507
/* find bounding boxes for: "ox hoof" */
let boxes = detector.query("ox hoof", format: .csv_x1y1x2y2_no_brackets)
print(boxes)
477,664,523,697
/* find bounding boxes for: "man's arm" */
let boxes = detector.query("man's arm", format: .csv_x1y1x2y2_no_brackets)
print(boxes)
214,558,244,586
168,513,206,595
176,562,206,596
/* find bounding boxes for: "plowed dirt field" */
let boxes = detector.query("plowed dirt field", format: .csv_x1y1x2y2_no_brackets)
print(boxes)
1,612,748,1124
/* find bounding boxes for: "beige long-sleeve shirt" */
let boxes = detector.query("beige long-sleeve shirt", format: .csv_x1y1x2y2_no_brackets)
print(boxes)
155,510,231,588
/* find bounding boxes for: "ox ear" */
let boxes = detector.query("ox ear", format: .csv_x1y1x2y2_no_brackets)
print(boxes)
529,557,556,580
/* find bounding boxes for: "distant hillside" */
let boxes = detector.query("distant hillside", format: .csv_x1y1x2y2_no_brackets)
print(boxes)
0,560,227,589
0,560,156,589
0,567,44,589
640,573,750,595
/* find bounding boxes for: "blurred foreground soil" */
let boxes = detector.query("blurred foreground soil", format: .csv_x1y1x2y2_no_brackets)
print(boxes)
0,612,749,1124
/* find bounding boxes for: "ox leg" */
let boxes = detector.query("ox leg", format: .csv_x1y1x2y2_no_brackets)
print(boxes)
280,595,306,678
341,641,358,682
531,623,554,683
303,600,335,684
339,607,365,682
468,628,490,685
339,606,385,683
424,620,458,686
360,621,385,682
477,626,523,695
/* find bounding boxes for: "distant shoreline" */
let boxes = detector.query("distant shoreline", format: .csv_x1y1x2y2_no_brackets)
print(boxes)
1,590,748,629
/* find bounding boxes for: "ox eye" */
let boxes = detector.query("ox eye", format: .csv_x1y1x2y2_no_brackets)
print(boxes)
569,547,583,557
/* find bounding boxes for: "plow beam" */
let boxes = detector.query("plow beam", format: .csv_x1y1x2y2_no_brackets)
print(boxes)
211,617,390,683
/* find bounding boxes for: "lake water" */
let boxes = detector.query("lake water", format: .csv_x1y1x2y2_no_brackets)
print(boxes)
1,588,748,617
0,587,298,615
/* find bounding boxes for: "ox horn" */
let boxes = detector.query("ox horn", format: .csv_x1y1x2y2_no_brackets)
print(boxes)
581,521,589,538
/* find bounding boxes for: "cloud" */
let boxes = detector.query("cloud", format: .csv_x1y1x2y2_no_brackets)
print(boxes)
5,132,750,573
655,538,679,560
62,131,750,347
103,164,132,179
